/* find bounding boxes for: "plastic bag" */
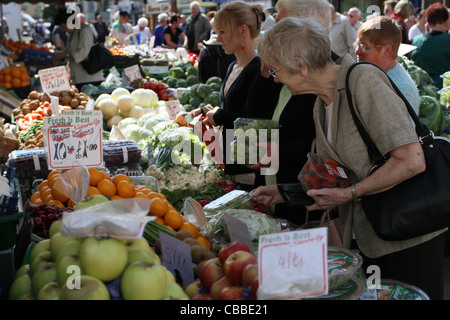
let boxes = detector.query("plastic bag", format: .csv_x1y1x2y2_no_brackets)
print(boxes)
52,166,90,204
61,198,155,239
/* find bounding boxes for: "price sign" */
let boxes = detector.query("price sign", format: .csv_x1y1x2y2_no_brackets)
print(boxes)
160,232,194,285
165,100,181,120
43,110,103,169
123,64,142,82
38,66,71,94
257,227,328,300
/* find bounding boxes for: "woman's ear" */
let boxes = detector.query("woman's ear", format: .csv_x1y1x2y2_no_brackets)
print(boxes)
294,56,308,77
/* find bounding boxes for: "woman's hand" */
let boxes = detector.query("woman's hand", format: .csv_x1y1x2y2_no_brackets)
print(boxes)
203,106,219,127
52,52,66,65
306,187,353,211
251,185,284,207
190,108,203,117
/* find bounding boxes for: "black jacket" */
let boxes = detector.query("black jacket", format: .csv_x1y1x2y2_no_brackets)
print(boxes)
198,43,236,83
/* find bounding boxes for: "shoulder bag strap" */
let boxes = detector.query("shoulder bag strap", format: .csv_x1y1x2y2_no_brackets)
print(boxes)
345,61,432,166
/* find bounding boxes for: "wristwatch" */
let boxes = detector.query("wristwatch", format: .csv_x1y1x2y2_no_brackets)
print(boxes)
351,184,361,202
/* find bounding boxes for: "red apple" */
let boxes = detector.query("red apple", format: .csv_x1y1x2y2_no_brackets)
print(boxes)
250,278,259,300
192,293,212,300
184,279,202,299
242,263,258,289
219,286,245,300
224,251,257,285
218,241,251,265
210,276,232,300
199,257,224,292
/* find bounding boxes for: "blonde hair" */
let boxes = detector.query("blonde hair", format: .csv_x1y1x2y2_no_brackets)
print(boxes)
394,0,415,19
275,0,331,34
257,17,331,73
214,1,265,39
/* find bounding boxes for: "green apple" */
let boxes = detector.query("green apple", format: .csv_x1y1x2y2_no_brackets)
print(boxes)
162,281,189,300
50,232,78,260
29,239,51,264
120,237,152,253
37,282,60,300
57,254,84,288
49,220,62,239
30,251,53,276
8,274,32,300
55,239,81,266
127,247,159,265
31,263,57,296
74,194,110,211
60,275,110,300
18,292,36,300
120,261,167,300
80,237,128,282
15,264,30,279
165,268,176,283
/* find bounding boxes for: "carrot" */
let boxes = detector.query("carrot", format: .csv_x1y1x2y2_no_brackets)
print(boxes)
24,113,33,123
35,106,43,114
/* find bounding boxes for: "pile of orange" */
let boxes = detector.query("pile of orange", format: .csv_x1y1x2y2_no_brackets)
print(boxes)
0,65,31,89
30,170,75,209
1,39,50,55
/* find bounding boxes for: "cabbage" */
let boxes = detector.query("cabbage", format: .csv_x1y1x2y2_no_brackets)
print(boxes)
107,114,124,129
98,98,118,119
157,126,191,148
137,111,157,127
131,88,159,109
143,115,171,132
110,87,131,102
129,106,145,119
118,117,138,131
116,95,134,114
121,124,154,144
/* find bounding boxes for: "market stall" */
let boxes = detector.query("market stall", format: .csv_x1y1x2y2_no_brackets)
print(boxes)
0,40,449,302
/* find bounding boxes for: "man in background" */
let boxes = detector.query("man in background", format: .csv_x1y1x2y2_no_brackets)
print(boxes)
348,7,362,33
184,1,211,54
330,4,356,59
94,14,108,44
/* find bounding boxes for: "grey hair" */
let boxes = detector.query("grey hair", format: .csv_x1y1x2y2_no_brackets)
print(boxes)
190,1,200,10
257,17,331,73
275,0,331,34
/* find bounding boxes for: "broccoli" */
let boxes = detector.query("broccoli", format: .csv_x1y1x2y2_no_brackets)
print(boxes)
169,67,186,79
186,75,200,86
204,91,220,107
189,96,203,108
206,76,222,86
197,84,213,98
190,83,200,96
178,90,191,105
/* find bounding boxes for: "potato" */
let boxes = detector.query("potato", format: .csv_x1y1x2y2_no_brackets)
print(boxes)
21,106,31,115
60,95,71,106
70,98,80,108
28,91,39,100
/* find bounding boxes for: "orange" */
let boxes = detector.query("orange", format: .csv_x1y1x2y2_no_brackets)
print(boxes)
48,174,61,188
3,82,11,89
11,67,21,79
179,221,199,238
2,67,11,75
195,235,211,249
88,168,104,187
112,173,132,186
43,193,54,205
48,200,65,209
99,170,111,181
66,199,76,208
30,192,42,204
87,186,102,197
158,193,167,201
3,75,11,83
47,170,61,183
33,197,44,205
116,180,136,198
133,191,147,199
110,195,123,201
154,217,165,225
149,197,169,218
164,210,184,230
140,188,153,195
41,187,52,200
20,73,30,82
51,186,69,203
146,191,160,199
97,179,116,197
11,78,21,88
165,225,175,231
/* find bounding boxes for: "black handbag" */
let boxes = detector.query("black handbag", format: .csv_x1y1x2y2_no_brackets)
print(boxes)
345,61,450,241
277,183,315,206
81,43,114,74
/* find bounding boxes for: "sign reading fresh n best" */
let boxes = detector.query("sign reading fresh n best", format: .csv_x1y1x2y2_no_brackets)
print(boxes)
43,110,103,169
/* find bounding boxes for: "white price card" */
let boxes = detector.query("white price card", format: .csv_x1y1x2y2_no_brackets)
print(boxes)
257,227,328,300
165,100,181,120
123,64,142,82
43,110,103,169
38,66,71,94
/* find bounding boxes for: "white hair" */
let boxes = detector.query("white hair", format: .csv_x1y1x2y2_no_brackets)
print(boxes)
190,1,200,10
138,17,148,27
158,12,168,22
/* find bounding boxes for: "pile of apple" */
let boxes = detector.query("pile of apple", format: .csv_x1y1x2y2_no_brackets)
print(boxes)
184,241,259,300
8,219,189,300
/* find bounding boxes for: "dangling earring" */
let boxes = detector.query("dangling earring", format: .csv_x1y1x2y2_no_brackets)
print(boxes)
241,44,245,50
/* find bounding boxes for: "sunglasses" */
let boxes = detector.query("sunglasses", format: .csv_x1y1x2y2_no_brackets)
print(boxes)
269,65,284,78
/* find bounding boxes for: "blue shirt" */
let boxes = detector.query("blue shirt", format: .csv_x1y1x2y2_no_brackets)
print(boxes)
387,62,420,115
153,24,164,47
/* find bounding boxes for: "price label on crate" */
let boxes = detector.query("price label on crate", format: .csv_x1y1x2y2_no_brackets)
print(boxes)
38,66,71,94
42,110,103,169
257,227,328,299
123,64,142,82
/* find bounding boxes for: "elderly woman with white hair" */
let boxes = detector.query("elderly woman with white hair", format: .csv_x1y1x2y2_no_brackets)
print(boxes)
133,17,152,45
252,16,446,299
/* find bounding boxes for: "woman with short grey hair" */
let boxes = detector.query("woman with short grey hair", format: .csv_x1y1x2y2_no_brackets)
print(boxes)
252,16,446,299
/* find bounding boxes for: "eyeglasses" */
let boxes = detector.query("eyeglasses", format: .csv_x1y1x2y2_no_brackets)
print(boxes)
353,42,383,53
269,65,284,78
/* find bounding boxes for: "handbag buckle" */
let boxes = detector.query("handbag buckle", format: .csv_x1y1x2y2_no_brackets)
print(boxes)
419,130,434,144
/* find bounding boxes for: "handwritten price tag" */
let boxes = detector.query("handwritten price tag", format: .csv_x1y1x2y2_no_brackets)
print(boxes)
165,100,181,120
159,232,194,285
123,64,142,82
42,110,103,169
257,227,328,299
39,66,71,94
